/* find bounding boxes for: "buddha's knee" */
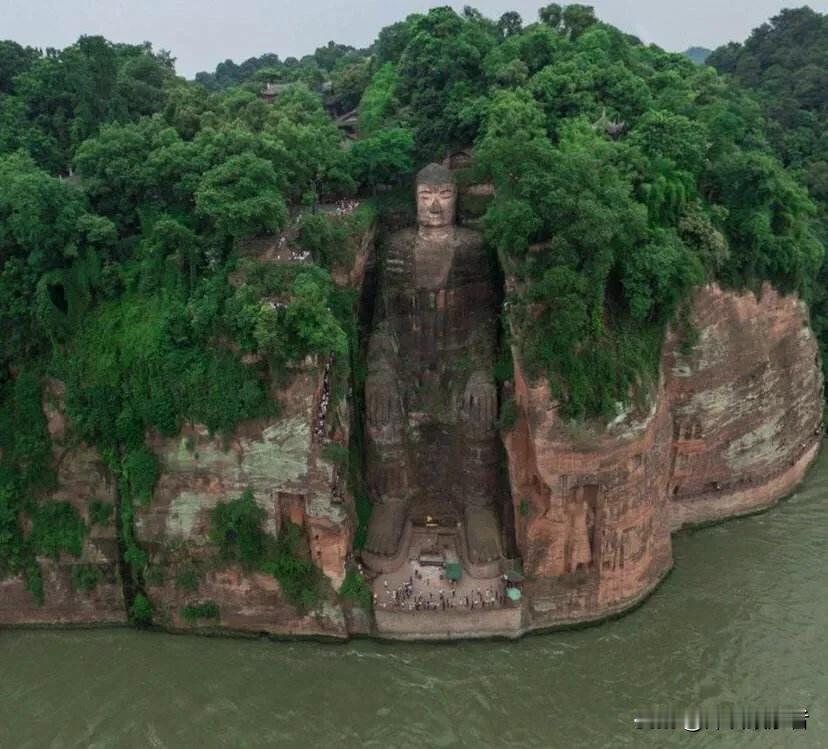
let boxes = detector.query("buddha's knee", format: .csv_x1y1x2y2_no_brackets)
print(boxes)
461,371,497,432
366,373,401,427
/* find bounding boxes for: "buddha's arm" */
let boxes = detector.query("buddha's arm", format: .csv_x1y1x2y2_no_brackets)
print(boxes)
365,321,404,437
461,369,498,433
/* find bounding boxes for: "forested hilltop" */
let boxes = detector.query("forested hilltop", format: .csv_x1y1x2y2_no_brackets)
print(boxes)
708,6,828,368
0,5,824,612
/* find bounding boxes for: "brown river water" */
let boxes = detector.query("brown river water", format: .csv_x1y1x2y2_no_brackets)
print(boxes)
2,448,827,748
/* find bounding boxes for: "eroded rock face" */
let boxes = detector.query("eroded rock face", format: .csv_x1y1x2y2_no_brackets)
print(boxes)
0,380,125,626
136,362,352,636
505,362,674,627
1,227,370,636
505,283,823,630
2,266,821,638
665,284,823,527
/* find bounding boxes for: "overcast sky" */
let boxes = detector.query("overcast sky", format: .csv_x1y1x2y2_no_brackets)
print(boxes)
2,1,827,78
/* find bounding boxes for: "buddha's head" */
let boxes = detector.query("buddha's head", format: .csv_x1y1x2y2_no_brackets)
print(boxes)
416,163,456,230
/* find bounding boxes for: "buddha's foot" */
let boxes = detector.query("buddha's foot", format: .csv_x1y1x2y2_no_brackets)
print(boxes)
464,505,502,565
365,499,408,557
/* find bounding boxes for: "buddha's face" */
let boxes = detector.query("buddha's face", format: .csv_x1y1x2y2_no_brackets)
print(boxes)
417,182,456,229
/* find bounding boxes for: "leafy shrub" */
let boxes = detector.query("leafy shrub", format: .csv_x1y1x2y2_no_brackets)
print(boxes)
321,443,349,471
497,398,519,431
28,501,86,560
123,446,159,505
339,569,373,610
119,493,146,577
145,565,165,587
72,564,101,592
493,341,514,385
62,296,270,446
88,500,114,526
24,564,44,605
298,212,352,269
271,522,321,609
0,478,26,578
0,374,66,605
175,569,200,591
297,204,375,270
0,372,52,489
209,489,266,569
182,600,220,623
209,493,322,610
129,593,153,627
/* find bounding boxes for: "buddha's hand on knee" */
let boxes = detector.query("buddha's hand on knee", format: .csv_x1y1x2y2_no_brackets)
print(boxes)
366,501,405,556
366,520,386,554
366,375,398,426
462,373,497,430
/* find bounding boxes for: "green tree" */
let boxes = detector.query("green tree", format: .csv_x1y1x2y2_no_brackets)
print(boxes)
539,4,563,29
209,489,266,569
0,40,39,94
349,127,414,191
562,4,598,39
395,7,495,156
358,63,400,135
282,270,348,359
0,153,107,366
194,152,288,239
498,12,523,38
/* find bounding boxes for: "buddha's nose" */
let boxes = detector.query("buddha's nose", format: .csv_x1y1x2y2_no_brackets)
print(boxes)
430,198,441,212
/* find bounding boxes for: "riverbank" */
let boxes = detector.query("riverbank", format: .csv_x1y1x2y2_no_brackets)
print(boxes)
3,446,826,747
3,439,820,644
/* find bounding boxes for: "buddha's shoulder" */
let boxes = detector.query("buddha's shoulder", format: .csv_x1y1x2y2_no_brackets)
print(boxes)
386,227,418,255
452,227,485,253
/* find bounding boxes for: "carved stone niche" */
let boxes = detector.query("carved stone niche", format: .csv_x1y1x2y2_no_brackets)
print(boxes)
277,491,306,528
563,484,600,575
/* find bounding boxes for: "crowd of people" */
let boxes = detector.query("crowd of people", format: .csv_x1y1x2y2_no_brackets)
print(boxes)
314,355,334,440
273,235,311,262
334,198,360,216
374,571,511,613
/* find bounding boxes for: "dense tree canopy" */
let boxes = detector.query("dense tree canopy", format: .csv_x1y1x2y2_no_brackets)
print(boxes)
709,6,828,386
0,5,822,423
0,30,371,604
0,38,174,173
352,4,822,415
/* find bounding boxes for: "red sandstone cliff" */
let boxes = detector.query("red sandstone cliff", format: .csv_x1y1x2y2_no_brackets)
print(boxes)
665,284,822,528
0,379,126,626
1,275,821,638
135,356,353,636
504,283,823,630
0,224,372,637
133,226,374,636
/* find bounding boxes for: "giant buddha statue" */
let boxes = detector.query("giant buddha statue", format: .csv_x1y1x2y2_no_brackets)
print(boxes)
364,163,504,567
